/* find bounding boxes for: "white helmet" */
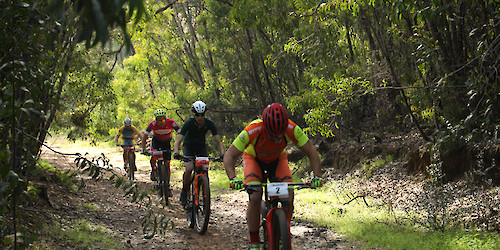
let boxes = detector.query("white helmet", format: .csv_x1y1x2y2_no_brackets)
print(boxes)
191,101,206,114
124,117,132,126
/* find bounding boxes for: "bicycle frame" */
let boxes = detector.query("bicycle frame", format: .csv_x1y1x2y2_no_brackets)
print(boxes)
248,181,309,250
122,146,135,163
193,157,210,206
182,155,222,235
122,146,137,180
149,149,172,202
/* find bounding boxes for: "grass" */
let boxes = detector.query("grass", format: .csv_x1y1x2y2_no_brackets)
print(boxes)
35,160,77,190
291,182,500,250
34,219,120,249
206,166,500,249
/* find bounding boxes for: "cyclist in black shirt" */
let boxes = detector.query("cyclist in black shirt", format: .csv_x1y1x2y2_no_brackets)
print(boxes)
173,101,225,207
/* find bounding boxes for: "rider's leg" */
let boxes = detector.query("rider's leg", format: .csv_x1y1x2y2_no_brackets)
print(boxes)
275,153,294,215
248,188,263,243
123,151,127,165
182,160,194,192
243,153,264,244
179,160,194,206
150,157,157,180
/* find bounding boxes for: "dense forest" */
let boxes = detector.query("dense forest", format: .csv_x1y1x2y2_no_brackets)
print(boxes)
1,0,499,247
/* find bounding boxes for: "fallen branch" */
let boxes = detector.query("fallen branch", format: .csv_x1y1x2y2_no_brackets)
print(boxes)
343,195,370,207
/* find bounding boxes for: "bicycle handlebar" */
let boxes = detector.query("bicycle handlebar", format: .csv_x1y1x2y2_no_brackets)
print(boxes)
245,182,312,188
142,149,171,156
176,154,223,163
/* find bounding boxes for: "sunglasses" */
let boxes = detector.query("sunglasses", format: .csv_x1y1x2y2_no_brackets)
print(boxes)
195,113,205,117
156,117,166,122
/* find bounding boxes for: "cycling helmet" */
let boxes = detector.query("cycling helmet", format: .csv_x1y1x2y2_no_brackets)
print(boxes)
191,101,206,114
262,103,289,137
154,108,166,117
124,117,132,126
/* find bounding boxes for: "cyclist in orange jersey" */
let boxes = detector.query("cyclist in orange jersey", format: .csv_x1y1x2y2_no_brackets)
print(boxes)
223,103,324,250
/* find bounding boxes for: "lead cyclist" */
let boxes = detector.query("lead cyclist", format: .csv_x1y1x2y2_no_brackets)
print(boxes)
223,103,324,250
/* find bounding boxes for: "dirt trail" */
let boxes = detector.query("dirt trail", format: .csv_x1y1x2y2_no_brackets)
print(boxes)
38,140,349,249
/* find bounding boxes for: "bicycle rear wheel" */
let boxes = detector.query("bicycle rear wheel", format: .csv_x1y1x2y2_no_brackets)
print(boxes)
127,151,135,180
271,209,290,250
194,175,210,234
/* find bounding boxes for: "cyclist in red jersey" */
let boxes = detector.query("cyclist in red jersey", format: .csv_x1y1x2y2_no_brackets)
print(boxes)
223,103,324,250
141,108,180,181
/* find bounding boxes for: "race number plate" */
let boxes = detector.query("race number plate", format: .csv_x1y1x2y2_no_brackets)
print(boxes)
196,157,210,170
266,183,289,198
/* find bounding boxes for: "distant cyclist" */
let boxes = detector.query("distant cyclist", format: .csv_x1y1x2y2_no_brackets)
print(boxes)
223,103,324,250
115,117,142,171
173,101,225,207
141,109,180,183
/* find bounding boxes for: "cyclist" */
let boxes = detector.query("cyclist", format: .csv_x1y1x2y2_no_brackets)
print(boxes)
173,101,225,207
115,117,142,171
222,103,324,250
141,109,180,188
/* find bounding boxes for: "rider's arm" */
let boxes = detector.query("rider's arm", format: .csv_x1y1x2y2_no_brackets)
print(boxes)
173,134,184,154
223,144,243,179
115,126,124,145
141,132,149,151
213,134,225,155
299,140,322,177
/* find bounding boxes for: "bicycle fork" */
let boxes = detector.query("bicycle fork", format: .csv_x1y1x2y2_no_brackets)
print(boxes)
193,173,205,206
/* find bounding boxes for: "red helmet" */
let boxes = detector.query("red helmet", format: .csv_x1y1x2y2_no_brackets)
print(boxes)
262,103,289,137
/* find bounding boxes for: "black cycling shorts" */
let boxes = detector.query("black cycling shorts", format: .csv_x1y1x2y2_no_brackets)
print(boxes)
182,143,208,157
151,137,171,160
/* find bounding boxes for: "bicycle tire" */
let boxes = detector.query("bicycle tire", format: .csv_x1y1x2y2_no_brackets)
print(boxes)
158,161,169,204
271,209,290,250
194,175,210,234
261,201,268,248
187,180,195,228
128,151,135,180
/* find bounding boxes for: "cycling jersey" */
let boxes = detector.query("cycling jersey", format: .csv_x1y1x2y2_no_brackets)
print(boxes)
117,125,141,146
179,117,218,145
232,119,309,163
144,118,179,141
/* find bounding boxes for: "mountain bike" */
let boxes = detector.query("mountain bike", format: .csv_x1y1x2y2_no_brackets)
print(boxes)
180,155,222,235
121,145,137,180
146,149,172,204
246,171,312,250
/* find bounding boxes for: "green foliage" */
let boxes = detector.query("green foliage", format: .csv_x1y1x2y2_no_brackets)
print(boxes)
48,0,145,50
362,155,393,178
289,74,373,137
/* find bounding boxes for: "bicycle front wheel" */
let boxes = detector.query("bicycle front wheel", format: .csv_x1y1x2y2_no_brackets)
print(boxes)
194,175,210,234
271,209,291,250
128,151,135,180
187,181,195,228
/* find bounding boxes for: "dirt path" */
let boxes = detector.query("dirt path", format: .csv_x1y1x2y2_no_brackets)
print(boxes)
38,140,348,249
